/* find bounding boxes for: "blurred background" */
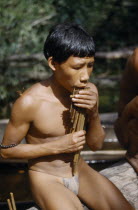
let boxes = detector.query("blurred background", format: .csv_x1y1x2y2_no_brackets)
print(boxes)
0,0,138,118
0,0,138,207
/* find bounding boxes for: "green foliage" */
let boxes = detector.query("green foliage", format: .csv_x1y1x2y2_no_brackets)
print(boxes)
94,0,138,50
53,0,138,49
0,0,56,58
0,0,138,118
54,0,117,31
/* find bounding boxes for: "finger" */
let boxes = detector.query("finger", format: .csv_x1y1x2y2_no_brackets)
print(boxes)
72,98,93,104
75,130,86,136
72,99,97,107
78,145,84,150
78,90,97,96
72,94,93,100
75,137,86,144
77,140,86,146
79,136,86,141
72,93,97,100
74,103,95,109
72,145,84,152
72,136,85,143
73,131,85,140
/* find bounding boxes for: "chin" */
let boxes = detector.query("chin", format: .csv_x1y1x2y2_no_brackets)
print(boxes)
68,87,73,93
62,85,72,92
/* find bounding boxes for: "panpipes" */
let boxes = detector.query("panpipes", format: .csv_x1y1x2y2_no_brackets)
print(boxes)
70,87,87,175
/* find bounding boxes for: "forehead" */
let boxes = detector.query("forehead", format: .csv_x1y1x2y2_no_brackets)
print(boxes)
63,56,95,65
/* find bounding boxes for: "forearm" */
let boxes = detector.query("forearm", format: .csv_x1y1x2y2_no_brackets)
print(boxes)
0,141,59,159
1,131,85,159
121,96,138,121
86,113,105,151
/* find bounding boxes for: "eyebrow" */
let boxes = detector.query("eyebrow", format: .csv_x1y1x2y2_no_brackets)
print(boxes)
71,63,84,67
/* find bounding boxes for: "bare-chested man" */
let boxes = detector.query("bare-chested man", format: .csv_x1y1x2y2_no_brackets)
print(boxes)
1,23,133,210
115,48,138,174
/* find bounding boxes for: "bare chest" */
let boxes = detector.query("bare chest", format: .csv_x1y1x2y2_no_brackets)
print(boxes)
29,101,72,137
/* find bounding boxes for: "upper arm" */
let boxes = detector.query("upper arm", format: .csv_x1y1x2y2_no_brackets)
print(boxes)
2,95,34,145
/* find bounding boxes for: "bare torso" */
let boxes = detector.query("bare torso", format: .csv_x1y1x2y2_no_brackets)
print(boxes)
25,79,80,177
1,55,134,209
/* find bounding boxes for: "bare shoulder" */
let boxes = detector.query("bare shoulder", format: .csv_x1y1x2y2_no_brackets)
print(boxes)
11,82,43,122
13,83,40,109
87,82,98,94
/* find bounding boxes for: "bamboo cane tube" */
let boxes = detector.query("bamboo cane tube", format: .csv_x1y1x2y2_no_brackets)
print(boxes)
10,192,16,210
73,112,85,175
70,87,86,175
72,111,79,130
7,199,13,210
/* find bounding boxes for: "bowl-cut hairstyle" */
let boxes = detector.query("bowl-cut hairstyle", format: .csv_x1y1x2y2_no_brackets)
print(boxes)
43,23,95,63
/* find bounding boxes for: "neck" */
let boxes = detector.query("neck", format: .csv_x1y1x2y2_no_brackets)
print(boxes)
45,75,71,109
49,75,71,98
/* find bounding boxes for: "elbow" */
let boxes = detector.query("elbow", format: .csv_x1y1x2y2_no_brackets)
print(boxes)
95,140,104,150
87,133,105,151
89,142,103,151
0,149,13,159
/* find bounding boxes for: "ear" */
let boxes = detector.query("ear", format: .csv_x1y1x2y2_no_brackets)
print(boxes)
47,57,56,71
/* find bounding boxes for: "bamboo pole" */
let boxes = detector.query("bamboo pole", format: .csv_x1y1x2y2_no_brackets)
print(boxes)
73,112,85,175
70,87,86,175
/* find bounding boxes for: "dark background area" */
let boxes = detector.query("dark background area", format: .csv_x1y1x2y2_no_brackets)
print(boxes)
0,0,138,117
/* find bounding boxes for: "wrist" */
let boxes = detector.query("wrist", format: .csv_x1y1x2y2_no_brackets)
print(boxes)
44,141,59,155
89,105,99,118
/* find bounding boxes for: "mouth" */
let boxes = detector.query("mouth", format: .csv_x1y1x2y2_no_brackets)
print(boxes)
73,85,87,89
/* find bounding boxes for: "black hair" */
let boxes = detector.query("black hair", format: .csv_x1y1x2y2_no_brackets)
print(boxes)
43,23,95,63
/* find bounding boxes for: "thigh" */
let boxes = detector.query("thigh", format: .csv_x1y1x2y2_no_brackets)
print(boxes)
28,170,83,210
78,160,133,210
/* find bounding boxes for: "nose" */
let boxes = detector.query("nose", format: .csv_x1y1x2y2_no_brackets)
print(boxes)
80,68,89,83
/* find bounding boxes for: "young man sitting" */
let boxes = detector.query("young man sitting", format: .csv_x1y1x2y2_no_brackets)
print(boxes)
1,23,133,210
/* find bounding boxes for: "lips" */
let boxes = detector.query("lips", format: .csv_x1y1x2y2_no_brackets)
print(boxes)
73,85,87,89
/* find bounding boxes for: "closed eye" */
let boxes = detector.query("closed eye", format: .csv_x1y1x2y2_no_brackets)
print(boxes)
73,66,82,70
72,65,84,70
88,63,94,68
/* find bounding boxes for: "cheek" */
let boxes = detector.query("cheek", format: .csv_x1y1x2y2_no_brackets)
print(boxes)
88,68,93,76
67,72,80,82
62,69,80,79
